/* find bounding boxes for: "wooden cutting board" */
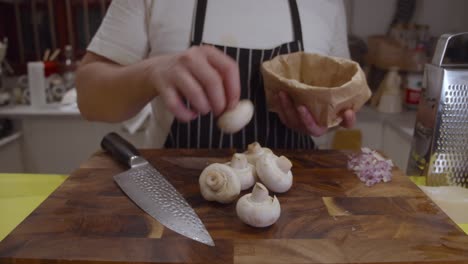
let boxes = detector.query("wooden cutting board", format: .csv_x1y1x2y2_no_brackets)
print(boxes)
1,149,468,264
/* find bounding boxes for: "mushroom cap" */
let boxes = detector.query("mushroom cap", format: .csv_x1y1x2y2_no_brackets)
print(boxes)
236,183,281,227
243,142,273,165
229,163,256,191
256,153,293,193
217,100,254,134
226,153,257,191
199,163,241,203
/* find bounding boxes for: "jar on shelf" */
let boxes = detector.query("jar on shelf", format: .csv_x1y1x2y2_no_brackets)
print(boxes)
405,44,427,109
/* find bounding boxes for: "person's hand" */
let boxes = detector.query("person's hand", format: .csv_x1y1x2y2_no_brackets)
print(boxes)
273,91,356,137
145,45,241,122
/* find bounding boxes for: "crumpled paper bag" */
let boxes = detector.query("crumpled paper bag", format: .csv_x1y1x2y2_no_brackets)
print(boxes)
261,52,372,128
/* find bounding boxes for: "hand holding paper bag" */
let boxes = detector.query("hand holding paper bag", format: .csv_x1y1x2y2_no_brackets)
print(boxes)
261,52,372,128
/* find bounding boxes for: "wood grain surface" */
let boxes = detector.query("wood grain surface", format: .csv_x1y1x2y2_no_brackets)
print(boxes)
1,149,467,264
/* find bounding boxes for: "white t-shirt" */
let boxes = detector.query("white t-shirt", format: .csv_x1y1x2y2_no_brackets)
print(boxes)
88,0,350,148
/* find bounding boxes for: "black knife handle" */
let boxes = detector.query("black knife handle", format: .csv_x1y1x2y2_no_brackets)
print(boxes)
101,132,140,167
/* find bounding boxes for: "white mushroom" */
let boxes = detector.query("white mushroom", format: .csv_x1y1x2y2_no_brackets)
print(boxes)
243,142,273,165
236,183,281,228
199,163,241,203
256,153,293,193
226,153,256,191
217,99,254,133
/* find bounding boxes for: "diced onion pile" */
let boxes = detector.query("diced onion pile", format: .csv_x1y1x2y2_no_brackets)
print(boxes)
347,147,394,186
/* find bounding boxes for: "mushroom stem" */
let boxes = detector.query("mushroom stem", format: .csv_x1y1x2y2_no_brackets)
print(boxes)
248,142,262,154
251,183,269,203
206,173,224,191
276,156,292,173
231,153,247,169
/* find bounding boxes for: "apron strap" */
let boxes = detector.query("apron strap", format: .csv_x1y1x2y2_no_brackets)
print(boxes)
191,0,303,45
288,0,303,44
192,0,208,45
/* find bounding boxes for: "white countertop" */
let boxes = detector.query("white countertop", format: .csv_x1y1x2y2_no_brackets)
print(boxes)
357,105,417,139
0,103,80,117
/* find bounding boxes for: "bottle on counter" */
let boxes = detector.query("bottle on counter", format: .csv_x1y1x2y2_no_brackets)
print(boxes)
28,61,47,108
61,45,77,91
377,67,403,113
405,72,424,110
405,44,427,110
371,67,403,113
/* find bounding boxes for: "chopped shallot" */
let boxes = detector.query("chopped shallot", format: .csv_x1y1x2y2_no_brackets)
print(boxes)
347,147,394,186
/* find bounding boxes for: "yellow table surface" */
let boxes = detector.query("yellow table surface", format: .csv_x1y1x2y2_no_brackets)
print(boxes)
0,174,67,241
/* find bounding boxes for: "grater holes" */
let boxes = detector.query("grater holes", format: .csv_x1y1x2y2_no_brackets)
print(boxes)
435,84,468,187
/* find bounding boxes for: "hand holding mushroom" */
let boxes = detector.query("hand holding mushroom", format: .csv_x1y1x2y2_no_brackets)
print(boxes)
217,99,254,133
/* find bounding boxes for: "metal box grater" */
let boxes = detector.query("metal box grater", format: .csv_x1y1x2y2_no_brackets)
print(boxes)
407,32,468,187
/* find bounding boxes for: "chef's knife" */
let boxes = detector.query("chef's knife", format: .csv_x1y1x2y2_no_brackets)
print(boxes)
101,132,215,246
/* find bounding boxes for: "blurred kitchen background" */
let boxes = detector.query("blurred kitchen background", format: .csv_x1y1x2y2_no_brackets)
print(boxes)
0,0,467,174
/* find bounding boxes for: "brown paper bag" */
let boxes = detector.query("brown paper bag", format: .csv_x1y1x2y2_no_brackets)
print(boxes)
261,52,372,128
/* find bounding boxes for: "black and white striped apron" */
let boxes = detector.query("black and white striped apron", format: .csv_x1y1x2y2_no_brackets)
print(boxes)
164,0,315,150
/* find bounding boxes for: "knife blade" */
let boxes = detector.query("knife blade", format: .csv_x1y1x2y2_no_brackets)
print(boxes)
101,132,215,246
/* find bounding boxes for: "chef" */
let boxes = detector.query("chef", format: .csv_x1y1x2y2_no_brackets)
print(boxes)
76,0,356,149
